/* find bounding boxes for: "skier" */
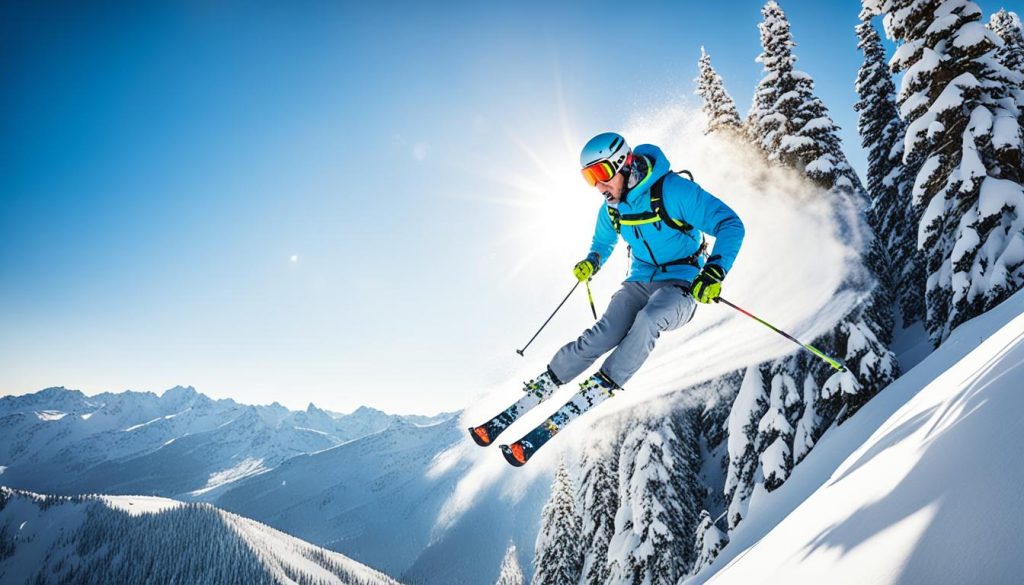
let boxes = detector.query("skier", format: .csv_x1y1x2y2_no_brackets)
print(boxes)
471,132,745,466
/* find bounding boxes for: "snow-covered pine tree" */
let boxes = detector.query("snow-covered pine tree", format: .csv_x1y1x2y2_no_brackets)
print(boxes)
694,371,744,524
577,435,620,585
723,366,767,530
669,406,705,565
855,15,927,326
687,510,728,579
749,0,898,343
495,542,525,585
607,416,697,584
748,1,861,192
757,365,798,490
532,461,583,585
762,2,896,395
864,0,1024,345
696,46,744,136
989,9,1024,118
792,373,822,463
721,2,901,539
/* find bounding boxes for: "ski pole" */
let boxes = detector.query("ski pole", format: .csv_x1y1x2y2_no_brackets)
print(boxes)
585,280,598,319
714,296,847,372
516,281,581,357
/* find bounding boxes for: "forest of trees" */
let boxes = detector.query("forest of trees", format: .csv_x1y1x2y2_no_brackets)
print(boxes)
525,1,1023,583
0,488,400,585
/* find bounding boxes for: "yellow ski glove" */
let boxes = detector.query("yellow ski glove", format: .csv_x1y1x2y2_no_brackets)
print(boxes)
573,260,595,282
573,253,600,282
691,264,726,304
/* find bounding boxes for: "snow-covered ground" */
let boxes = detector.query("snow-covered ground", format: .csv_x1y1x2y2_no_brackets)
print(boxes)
99,494,184,516
688,287,1024,584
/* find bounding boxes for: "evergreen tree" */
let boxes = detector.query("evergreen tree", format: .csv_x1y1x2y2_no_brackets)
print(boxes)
607,417,694,584
532,461,583,585
792,373,821,464
577,437,620,585
865,0,1024,345
748,0,898,365
687,510,728,578
695,46,744,136
668,407,705,571
722,3,901,539
748,1,861,192
756,367,798,490
989,9,1024,118
855,15,927,326
723,366,767,530
495,542,525,585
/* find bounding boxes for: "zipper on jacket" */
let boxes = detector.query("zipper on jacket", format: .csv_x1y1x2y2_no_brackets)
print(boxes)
633,224,663,282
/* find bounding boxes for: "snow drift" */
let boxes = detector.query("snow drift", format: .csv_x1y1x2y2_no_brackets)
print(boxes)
689,287,1024,584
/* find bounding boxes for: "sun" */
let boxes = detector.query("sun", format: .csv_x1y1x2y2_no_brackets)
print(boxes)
467,127,603,285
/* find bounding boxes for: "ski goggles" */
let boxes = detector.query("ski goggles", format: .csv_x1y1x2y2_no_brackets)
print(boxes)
581,160,616,186
580,152,632,187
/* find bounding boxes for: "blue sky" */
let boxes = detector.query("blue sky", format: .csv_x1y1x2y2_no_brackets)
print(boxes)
1,0,1019,414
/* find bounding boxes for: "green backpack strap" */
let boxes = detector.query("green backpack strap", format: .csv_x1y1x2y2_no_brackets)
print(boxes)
604,169,696,235
650,171,694,233
607,205,621,233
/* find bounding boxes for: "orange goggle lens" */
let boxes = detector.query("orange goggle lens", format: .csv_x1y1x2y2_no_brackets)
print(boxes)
581,161,616,186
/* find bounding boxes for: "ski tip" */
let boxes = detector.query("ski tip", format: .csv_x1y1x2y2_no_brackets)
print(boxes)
499,443,527,467
468,426,492,447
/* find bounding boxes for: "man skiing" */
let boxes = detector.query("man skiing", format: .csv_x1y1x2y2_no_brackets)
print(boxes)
470,132,745,466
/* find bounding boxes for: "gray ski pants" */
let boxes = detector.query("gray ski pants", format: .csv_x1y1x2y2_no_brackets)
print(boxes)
548,280,697,387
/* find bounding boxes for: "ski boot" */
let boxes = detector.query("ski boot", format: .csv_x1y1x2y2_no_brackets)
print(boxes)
468,368,562,447
500,371,621,466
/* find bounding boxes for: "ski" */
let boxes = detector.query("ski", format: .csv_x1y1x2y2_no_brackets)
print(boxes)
467,371,560,447
467,392,541,447
500,423,557,467
499,372,620,466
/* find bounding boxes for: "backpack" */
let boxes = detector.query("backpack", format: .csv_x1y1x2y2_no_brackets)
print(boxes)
607,169,708,275
606,169,697,234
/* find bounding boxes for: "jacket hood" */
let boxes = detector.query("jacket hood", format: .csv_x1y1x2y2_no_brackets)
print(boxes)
623,144,672,205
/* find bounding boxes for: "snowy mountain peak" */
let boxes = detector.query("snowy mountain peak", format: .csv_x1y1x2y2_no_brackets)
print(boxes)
161,385,197,398
0,386,92,415
230,406,271,427
385,416,416,430
160,385,205,408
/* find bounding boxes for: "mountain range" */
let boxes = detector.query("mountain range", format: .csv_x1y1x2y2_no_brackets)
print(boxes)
0,386,454,499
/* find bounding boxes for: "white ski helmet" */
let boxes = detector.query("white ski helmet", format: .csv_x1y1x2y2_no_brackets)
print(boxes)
580,132,632,186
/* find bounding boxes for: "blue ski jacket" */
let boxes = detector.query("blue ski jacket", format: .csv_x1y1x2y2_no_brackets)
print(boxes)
589,144,744,283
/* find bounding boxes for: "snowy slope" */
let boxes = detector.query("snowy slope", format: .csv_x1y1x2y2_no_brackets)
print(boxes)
0,487,403,585
687,287,1024,584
